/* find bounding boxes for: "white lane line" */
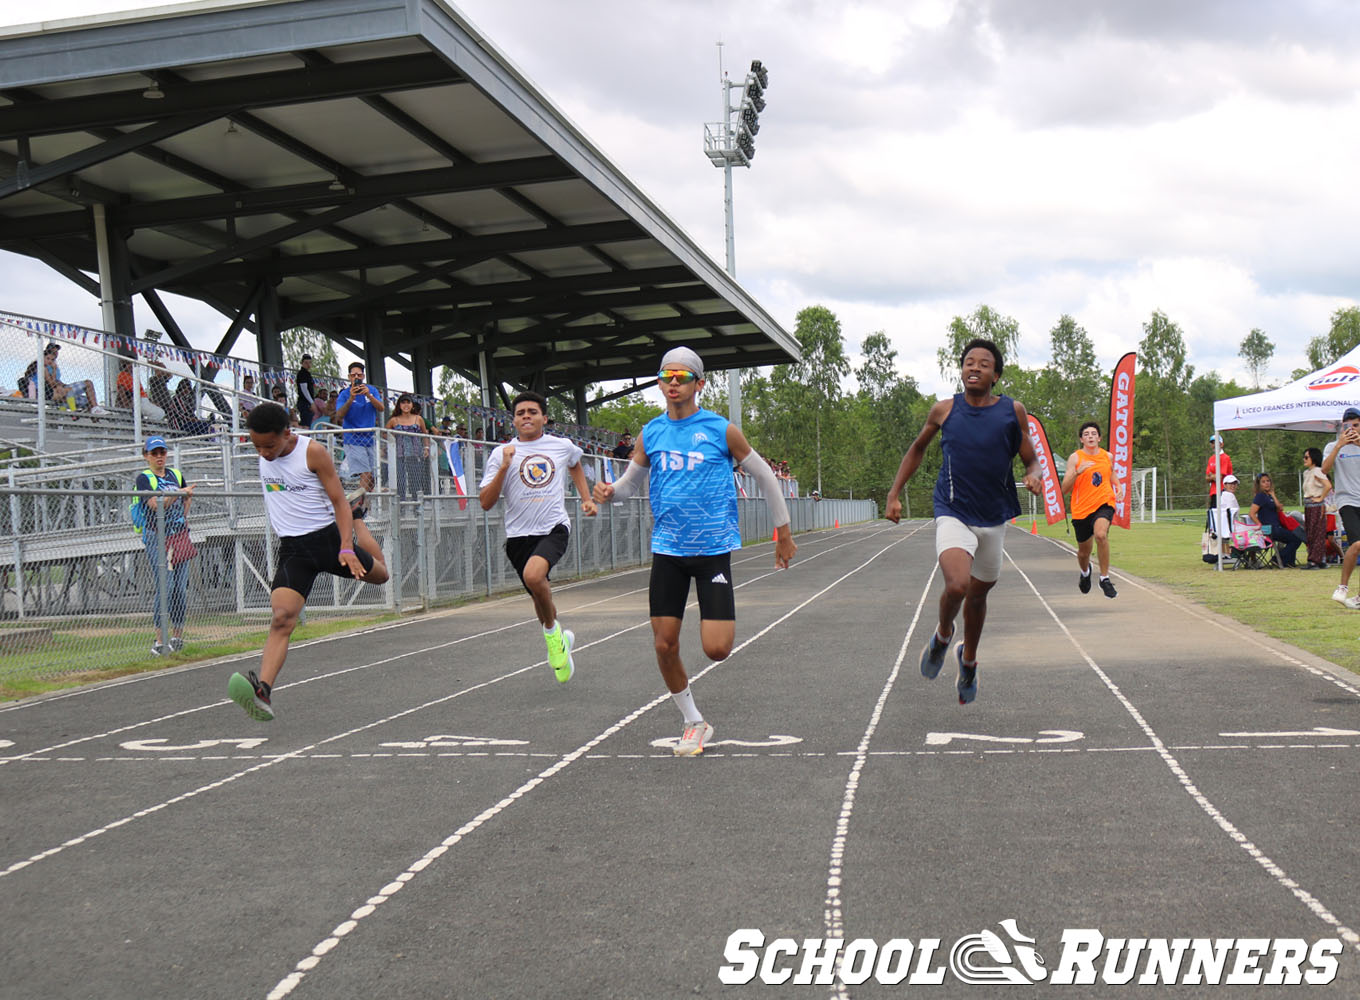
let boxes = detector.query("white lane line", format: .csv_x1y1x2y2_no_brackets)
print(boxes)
9,742,1360,764
1030,532,1360,699
823,555,936,1000
1007,552,1360,954
0,526,896,877
264,530,917,1000
0,525,890,764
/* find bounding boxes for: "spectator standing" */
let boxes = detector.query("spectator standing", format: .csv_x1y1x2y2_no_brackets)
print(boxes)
1249,472,1303,567
1301,447,1332,570
295,354,316,427
239,374,260,420
1323,407,1360,606
131,435,195,655
1206,435,1233,515
333,361,386,493
612,432,633,460
386,394,430,499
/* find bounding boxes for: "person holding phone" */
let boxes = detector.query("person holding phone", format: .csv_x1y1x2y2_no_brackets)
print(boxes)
1323,407,1360,606
333,361,386,498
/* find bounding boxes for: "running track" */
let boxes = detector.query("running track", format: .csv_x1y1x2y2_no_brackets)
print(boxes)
2,522,1358,999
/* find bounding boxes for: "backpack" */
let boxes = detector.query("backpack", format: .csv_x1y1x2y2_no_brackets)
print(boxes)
131,467,184,534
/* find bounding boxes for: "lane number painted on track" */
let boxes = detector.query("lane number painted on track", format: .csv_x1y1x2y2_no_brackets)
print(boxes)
379,735,530,749
648,734,803,750
119,738,270,751
1218,727,1360,738
924,730,1084,747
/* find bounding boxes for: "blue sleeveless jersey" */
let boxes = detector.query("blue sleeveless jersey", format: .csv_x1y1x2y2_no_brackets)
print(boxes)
932,393,1023,526
644,408,741,556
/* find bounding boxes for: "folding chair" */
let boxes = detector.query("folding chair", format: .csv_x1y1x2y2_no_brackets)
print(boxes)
1230,514,1274,570
1257,524,1285,569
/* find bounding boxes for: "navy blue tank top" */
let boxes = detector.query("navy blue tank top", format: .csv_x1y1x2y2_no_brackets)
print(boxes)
932,393,1023,526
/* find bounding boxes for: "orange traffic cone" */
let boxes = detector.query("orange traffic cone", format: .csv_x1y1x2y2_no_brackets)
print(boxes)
1030,518,1039,535
834,519,840,529
772,526,778,543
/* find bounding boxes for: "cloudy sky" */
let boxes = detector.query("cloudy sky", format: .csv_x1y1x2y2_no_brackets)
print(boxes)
3,0,1359,397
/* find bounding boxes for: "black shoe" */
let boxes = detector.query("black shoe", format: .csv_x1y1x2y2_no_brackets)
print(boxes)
1099,577,1117,599
1079,572,1092,594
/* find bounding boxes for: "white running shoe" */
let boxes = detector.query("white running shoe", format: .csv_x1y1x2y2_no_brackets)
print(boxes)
673,720,714,756
89,405,109,416
1334,585,1354,607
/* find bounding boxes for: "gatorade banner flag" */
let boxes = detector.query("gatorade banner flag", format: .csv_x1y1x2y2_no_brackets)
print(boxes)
446,439,469,511
1026,413,1065,524
1108,352,1137,529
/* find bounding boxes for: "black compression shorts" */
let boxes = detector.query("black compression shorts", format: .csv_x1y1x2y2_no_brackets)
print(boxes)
272,522,375,599
648,552,736,621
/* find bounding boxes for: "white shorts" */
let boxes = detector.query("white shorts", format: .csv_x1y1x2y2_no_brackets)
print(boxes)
934,516,1006,583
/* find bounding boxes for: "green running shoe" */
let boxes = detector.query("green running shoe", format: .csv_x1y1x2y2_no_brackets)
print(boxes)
228,671,275,721
545,626,575,683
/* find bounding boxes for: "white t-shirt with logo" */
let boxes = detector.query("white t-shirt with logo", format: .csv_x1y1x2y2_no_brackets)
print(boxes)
480,434,583,538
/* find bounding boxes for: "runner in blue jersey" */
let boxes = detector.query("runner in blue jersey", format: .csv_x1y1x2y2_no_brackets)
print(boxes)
594,347,798,755
885,339,1042,705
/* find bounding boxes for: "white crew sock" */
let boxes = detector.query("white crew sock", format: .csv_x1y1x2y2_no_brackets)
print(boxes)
672,685,703,724
543,621,558,635
1080,566,1091,577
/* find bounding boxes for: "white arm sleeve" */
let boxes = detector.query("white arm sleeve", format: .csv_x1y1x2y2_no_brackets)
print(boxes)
608,459,648,500
739,449,790,528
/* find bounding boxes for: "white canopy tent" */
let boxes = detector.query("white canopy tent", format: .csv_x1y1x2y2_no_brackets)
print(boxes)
1213,344,1360,433
1209,347,1360,569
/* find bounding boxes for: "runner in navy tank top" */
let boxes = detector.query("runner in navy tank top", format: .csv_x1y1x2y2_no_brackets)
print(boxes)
885,339,1042,706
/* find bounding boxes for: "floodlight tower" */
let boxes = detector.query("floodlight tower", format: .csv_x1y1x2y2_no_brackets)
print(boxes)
703,44,768,429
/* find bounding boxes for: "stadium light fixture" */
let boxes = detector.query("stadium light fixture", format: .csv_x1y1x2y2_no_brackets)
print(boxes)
702,48,770,428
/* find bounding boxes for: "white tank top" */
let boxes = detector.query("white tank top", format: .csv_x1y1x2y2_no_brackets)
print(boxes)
259,433,335,537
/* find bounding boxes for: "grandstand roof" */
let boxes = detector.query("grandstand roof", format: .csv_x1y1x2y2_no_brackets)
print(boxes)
0,0,797,397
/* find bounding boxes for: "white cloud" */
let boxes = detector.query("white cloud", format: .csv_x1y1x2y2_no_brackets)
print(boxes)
1,0,1357,404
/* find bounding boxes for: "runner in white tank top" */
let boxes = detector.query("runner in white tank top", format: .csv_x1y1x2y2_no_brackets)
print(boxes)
227,403,390,722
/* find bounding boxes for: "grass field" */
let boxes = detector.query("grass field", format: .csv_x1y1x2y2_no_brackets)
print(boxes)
1027,509,1360,674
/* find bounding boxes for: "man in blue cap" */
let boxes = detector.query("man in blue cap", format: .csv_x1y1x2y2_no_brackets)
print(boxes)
132,435,194,654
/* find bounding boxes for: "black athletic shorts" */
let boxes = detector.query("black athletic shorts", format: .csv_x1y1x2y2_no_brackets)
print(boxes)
273,522,375,598
505,524,570,588
1072,504,1116,543
1340,506,1360,548
648,552,736,621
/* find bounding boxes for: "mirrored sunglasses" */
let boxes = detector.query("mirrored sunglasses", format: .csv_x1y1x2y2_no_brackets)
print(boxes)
657,369,699,385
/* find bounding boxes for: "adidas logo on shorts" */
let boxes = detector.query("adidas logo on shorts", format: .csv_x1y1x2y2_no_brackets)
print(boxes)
711,572,728,584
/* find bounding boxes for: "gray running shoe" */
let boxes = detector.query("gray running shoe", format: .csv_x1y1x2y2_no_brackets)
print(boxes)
1099,577,1117,599
956,646,978,705
919,630,951,679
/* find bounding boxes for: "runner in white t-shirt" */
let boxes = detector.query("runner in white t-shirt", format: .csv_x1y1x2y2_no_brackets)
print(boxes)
479,391,597,682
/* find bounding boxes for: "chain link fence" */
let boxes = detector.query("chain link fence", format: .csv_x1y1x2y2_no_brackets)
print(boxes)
2,430,875,687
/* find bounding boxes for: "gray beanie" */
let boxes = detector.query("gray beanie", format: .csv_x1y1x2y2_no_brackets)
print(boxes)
659,346,704,378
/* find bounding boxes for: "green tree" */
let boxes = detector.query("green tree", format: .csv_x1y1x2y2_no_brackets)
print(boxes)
1037,314,1104,446
1305,306,1360,369
937,305,1021,386
1137,310,1195,507
768,305,850,493
1239,328,1274,389
280,327,341,378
